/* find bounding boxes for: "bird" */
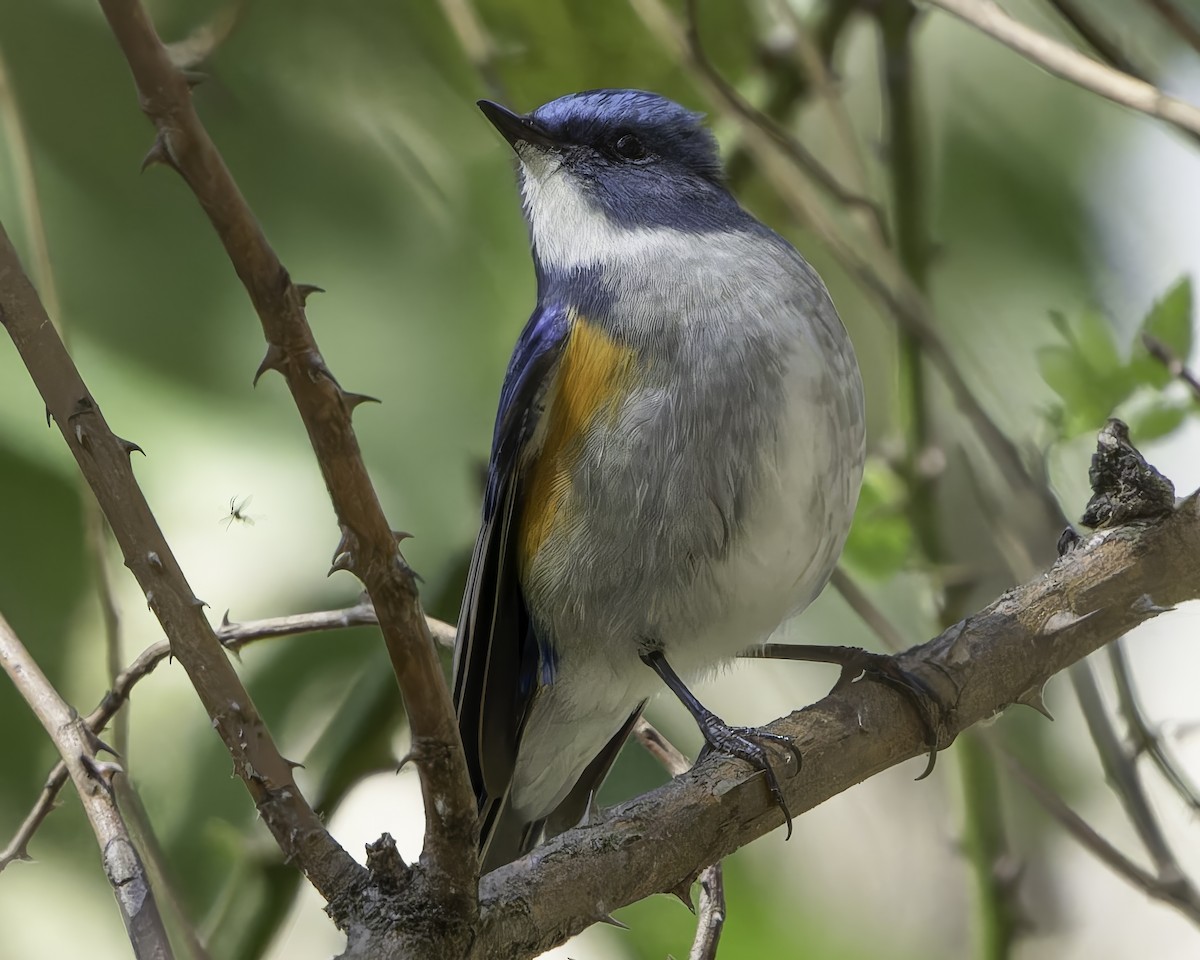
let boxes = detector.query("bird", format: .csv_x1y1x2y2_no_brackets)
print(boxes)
455,89,866,873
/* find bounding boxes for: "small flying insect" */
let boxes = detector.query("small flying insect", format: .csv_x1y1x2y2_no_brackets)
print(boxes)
220,495,256,530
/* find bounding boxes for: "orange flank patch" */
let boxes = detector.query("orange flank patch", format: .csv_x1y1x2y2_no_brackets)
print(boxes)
519,313,638,570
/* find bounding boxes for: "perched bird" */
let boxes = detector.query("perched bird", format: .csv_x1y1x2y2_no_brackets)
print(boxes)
455,89,866,872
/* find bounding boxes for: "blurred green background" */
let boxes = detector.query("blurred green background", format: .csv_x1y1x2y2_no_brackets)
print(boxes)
2,1,1200,958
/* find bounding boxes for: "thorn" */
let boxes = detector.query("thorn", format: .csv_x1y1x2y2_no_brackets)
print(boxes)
147,551,163,572
284,757,306,771
1040,608,1101,635
669,872,699,912
146,590,155,610
332,525,357,561
341,390,381,415
392,530,414,544
45,406,52,428
220,609,234,629
117,436,145,457
80,754,124,794
295,283,325,304
307,356,339,387
573,790,600,830
1015,684,1055,721
74,422,87,446
190,596,209,609
140,133,179,173
84,727,120,758
327,552,353,577
253,343,287,386
1132,594,1175,615
597,914,629,930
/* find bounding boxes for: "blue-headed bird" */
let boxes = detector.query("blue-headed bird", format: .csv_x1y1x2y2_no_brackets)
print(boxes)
456,90,868,872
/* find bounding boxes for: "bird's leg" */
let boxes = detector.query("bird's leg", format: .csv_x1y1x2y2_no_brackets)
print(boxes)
640,650,800,839
744,643,950,778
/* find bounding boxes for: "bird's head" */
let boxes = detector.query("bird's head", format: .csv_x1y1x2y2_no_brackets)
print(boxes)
479,89,743,269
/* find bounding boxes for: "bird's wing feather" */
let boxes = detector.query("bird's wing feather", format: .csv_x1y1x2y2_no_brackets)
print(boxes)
453,302,570,807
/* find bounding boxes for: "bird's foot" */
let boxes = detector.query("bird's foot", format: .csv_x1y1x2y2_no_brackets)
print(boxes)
750,643,953,779
828,648,950,780
696,717,801,839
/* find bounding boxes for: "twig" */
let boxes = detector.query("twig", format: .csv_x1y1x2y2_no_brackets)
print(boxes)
688,864,726,960
1141,0,1200,57
676,0,889,241
437,0,507,100
0,219,366,903
1069,660,1186,880
1044,0,1139,77
1143,332,1200,401
1000,746,1200,925
829,567,906,652
632,720,726,960
766,0,871,198
0,603,455,870
924,0,1200,137
1043,0,1200,148
1107,640,1200,813
0,612,175,959
95,0,476,904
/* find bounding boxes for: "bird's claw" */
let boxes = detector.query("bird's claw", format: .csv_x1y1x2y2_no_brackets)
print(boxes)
829,650,951,779
697,718,800,839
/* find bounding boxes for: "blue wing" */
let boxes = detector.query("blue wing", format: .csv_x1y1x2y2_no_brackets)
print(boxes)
453,302,569,837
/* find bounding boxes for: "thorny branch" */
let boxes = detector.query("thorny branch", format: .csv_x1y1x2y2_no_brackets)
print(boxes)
95,0,476,929
0,604,456,872
0,613,174,960
0,221,366,905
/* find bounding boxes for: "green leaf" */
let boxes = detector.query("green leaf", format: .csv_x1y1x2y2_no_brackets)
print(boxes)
1144,277,1193,356
843,461,914,578
1131,277,1194,389
1037,343,1122,434
1071,307,1123,379
1125,402,1188,441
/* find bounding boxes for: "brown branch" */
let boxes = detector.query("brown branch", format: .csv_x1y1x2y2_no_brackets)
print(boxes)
93,0,476,920
0,612,174,959
632,720,726,960
925,0,1200,136
471,490,1200,959
1,603,455,872
0,222,366,906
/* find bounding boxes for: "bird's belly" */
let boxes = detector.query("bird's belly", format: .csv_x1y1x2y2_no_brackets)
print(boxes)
522,341,864,678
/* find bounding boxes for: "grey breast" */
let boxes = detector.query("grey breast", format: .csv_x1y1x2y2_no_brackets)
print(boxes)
523,225,863,656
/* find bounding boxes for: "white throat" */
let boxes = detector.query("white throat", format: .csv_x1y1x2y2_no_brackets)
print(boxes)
519,158,672,271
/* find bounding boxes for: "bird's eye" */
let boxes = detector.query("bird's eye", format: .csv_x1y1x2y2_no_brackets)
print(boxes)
613,133,647,161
